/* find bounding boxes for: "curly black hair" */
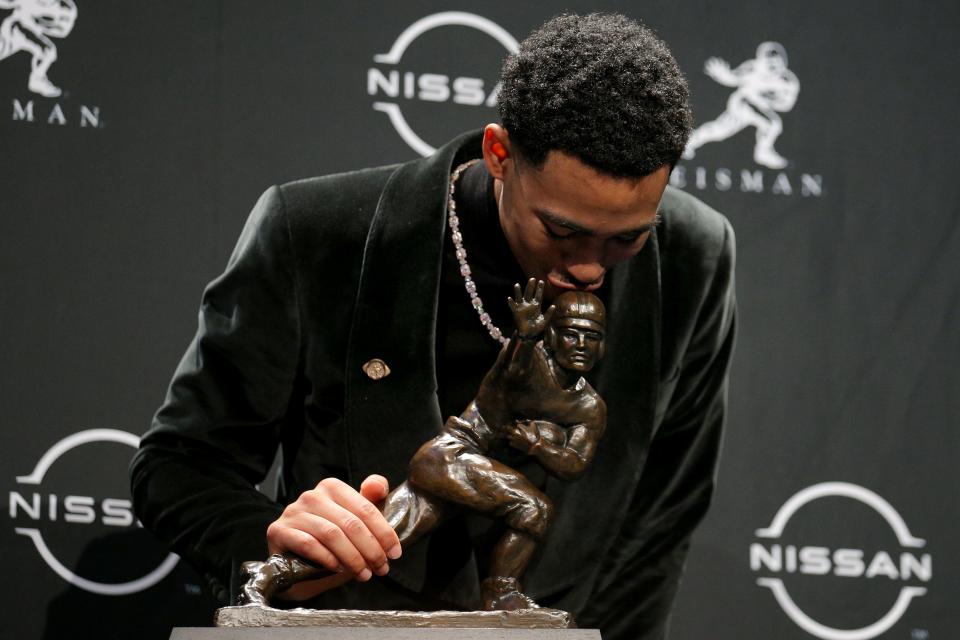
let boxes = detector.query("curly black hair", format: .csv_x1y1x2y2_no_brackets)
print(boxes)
498,13,692,178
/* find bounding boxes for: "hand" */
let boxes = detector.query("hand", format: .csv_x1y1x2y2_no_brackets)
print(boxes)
266,475,401,600
507,420,541,453
704,57,732,81
508,279,555,339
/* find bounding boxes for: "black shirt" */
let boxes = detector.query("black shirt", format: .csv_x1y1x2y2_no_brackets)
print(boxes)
435,159,524,421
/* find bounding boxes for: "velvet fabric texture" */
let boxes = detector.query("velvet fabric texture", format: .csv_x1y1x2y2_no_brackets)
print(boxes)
130,130,736,639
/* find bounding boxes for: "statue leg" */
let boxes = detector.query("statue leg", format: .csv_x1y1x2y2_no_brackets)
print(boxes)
481,531,542,611
489,530,538,578
409,439,553,611
381,479,446,546
479,480,553,611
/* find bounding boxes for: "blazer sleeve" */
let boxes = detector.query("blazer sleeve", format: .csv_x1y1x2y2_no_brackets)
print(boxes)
579,219,736,640
129,186,301,600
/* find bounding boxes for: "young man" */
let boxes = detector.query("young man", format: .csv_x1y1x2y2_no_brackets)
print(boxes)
131,13,736,640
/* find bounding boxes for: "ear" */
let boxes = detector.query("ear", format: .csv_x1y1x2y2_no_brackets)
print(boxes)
598,340,606,361
482,124,513,180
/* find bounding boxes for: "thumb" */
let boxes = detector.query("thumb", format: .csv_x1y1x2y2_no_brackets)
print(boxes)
359,474,390,503
543,304,556,327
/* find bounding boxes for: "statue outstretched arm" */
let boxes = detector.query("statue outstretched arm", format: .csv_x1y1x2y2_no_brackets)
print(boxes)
704,57,741,87
487,279,556,385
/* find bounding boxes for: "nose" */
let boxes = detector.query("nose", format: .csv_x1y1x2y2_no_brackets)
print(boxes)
576,333,586,348
563,239,608,289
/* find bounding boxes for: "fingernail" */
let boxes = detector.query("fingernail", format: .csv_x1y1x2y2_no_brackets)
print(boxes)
375,562,390,576
387,544,402,560
358,568,372,581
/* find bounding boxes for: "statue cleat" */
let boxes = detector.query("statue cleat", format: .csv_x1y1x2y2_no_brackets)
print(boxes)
481,576,540,611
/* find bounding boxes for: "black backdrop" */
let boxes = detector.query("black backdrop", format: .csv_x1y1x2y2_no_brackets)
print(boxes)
1,2,956,639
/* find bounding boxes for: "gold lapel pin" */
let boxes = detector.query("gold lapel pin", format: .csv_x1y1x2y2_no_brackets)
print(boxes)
362,358,391,380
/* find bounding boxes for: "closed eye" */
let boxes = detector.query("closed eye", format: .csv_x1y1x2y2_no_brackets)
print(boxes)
613,231,644,244
544,222,577,239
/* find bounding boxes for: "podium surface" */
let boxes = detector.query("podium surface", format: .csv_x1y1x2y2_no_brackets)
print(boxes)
172,629,600,640
171,605,600,639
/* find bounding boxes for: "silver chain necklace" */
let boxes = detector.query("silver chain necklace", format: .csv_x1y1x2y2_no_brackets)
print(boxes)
447,158,509,345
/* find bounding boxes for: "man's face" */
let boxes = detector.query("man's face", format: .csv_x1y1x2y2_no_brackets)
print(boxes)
550,320,604,373
488,131,670,302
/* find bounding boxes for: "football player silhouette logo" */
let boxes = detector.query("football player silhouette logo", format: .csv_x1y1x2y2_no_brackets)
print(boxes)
0,0,77,97
684,42,799,169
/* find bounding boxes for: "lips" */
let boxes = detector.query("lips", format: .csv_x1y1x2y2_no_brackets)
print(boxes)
547,273,605,292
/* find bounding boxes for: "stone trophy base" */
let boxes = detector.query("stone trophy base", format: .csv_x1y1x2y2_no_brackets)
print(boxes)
169,605,600,640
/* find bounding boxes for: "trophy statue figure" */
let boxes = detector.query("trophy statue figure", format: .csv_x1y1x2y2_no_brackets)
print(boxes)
239,279,607,614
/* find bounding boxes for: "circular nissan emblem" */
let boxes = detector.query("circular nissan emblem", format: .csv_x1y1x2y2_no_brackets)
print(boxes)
13,429,179,595
753,482,930,640
367,11,519,156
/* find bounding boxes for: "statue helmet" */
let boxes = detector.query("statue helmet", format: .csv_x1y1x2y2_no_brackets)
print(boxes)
551,291,606,332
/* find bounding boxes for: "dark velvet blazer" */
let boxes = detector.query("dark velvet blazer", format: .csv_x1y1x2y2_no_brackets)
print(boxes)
130,130,736,639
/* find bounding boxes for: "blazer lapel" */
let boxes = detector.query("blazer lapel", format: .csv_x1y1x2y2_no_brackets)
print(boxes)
343,130,483,596
345,130,483,484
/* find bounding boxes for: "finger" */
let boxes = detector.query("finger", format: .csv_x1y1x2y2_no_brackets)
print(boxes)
266,523,341,573
514,283,522,301
534,280,544,304
325,480,401,561
543,304,556,327
309,571,354,592
359,474,389,503
318,500,392,576
524,278,536,301
507,296,516,311
282,480,386,576
286,511,375,580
